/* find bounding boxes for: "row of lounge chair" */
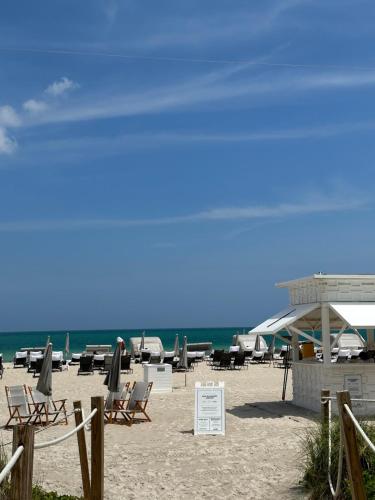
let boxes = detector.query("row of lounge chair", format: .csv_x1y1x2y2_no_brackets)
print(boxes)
14,351,65,373
77,354,133,375
208,349,274,370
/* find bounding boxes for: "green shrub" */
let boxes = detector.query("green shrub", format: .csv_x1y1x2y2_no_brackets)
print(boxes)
32,485,82,499
0,444,81,500
301,417,375,499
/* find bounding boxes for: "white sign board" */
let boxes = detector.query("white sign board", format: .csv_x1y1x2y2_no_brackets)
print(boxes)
194,381,225,435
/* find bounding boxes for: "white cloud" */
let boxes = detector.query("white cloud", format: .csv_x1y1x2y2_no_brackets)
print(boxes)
0,105,21,127
0,127,17,154
23,65,375,128
0,196,366,232
23,99,48,113
45,77,79,96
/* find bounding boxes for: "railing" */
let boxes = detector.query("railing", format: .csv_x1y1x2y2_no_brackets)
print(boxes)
34,408,97,449
321,390,375,500
0,396,104,500
0,445,24,484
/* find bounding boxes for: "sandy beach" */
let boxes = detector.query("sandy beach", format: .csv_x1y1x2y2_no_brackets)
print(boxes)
0,361,314,499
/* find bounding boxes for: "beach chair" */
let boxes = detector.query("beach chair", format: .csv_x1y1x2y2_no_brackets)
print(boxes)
70,353,82,365
120,354,133,374
52,351,63,371
28,351,43,373
5,385,42,427
27,387,68,425
162,352,175,365
93,354,105,370
101,354,113,373
140,350,151,363
33,356,45,378
104,382,131,424
78,355,94,375
124,381,153,425
233,352,247,370
209,349,224,367
212,352,232,370
13,352,27,368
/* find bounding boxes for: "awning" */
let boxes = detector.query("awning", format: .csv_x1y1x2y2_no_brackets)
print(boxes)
249,303,319,336
330,303,375,329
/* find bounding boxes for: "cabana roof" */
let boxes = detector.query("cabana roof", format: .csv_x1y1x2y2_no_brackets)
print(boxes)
250,273,375,337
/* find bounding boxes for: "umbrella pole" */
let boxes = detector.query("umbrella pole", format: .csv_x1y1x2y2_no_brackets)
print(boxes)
185,371,187,387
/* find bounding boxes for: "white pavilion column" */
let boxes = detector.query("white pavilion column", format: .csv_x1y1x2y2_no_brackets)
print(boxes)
291,329,299,362
367,329,375,349
321,303,331,366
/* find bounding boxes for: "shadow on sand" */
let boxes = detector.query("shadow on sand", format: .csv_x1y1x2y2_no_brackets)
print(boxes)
227,400,317,421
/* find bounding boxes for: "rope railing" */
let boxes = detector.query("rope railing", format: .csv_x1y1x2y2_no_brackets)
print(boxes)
327,399,344,498
344,403,375,454
0,445,24,484
34,408,97,450
321,397,375,403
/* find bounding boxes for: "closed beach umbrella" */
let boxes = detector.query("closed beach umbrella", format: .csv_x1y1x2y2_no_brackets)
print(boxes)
65,332,70,357
140,331,145,351
104,342,121,393
178,336,188,370
268,335,275,354
45,335,51,352
233,333,239,346
174,334,179,358
37,342,52,397
254,334,261,352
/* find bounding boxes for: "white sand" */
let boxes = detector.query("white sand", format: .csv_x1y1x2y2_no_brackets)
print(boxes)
0,361,314,499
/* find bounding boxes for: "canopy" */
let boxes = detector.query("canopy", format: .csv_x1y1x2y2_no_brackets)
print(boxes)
329,303,375,329
250,303,319,336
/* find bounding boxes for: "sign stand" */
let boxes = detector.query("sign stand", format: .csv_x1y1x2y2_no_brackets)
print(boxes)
194,381,225,436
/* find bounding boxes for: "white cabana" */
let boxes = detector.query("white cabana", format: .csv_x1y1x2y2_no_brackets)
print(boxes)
250,274,375,415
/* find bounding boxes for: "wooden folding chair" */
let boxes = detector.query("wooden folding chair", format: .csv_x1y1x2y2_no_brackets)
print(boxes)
5,385,42,428
124,381,153,425
104,382,131,424
27,387,68,425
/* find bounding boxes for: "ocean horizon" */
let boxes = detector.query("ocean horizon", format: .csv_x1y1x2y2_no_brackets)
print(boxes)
0,326,256,361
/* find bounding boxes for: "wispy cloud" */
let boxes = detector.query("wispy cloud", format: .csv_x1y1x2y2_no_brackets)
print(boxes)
12,119,375,165
23,99,48,113
0,196,366,232
0,127,17,154
20,66,375,129
45,76,79,96
0,105,21,127
130,0,305,49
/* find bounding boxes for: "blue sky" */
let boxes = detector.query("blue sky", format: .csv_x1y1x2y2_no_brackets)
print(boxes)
1,0,375,330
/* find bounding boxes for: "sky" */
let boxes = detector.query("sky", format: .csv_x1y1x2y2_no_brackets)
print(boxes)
1,0,375,331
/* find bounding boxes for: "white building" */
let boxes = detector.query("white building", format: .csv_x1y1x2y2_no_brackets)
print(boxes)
250,274,375,415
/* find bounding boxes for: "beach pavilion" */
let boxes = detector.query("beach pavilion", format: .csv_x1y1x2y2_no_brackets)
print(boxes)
250,274,375,415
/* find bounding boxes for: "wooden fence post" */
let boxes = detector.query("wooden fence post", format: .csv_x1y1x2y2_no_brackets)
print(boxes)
91,396,104,500
321,389,330,426
337,391,367,500
10,425,34,500
74,400,91,500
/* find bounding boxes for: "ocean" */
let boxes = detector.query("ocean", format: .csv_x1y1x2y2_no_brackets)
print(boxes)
0,327,263,361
